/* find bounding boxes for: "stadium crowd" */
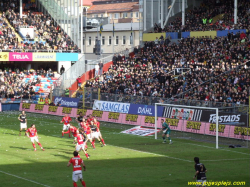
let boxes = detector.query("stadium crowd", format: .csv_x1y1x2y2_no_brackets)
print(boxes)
0,68,56,100
154,0,250,33
0,0,79,52
85,32,250,106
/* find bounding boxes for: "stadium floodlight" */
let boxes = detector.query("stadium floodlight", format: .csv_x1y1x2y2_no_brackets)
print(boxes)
155,103,219,149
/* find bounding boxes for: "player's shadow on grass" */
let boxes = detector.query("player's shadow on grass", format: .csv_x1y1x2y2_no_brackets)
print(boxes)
3,132,18,136
9,146,30,150
52,154,70,159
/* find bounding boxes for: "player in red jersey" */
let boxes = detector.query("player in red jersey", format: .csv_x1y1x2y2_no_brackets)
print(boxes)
93,118,106,146
70,124,78,144
76,130,89,159
86,115,94,124
26,124,44,151
60,114,72,138
67,151,87,187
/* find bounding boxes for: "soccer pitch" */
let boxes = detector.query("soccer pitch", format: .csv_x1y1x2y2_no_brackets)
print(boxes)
0,112,249,187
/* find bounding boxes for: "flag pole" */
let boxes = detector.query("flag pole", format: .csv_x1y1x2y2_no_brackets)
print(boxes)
113,21,115,55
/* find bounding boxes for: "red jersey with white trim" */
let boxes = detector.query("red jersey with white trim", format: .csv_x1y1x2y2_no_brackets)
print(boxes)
87,117,94,123
86,125,91,135
71,126,78,134
69,156,83,171
76,134,85,145
94,121,100,131
62,116,72,125
26,128,37,137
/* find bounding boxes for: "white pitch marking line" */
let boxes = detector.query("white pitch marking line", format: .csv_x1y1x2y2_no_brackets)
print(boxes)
185,142,250,156
202,158,250,162
0,170,52,187
109,145,193,162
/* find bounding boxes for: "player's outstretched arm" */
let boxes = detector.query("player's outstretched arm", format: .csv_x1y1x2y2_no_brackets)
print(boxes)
82,163,86,171
67,162,72,167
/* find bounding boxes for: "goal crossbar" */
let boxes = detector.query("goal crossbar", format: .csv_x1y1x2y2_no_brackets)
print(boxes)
155,103,219,149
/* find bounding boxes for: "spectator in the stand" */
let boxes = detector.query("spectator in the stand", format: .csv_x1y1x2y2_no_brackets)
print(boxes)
98,61,103,75
76,76,82,89
112,54,117,65
26,33,30,39
95,63,99,77
60,65,65,75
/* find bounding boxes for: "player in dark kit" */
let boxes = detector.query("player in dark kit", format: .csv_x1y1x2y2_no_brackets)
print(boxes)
89,121,103,148
193,157,207,187
76,112,84,128
18,110,27,136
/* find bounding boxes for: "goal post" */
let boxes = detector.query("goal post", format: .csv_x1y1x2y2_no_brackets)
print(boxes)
155,103,219,149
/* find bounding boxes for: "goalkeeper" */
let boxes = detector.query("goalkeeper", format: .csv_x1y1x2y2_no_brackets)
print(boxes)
161,119,172,144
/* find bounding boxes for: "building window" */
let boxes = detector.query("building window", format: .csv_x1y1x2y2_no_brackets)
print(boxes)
130,12,133,18
114,13,119,19
109,14,112,19
122,36,126,45
115,36,119,45
88,37,91,45
123,13,127,18
102,36,105,45
135,12,139,18
83,37,85,45
101,14,103,17
94,14,98,17
108,36,112,45
130,35,133,45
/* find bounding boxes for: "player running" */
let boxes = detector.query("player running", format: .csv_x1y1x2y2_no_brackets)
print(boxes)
161,119,172,144
76,112,84,128
70,124,79,144
18,110,27,136
86,115,94,124
61,114,72,138
67,151,87,187
76,129,89,159
26,124,44,151
193,157,207,187
89,121,103,148
93,118,106,146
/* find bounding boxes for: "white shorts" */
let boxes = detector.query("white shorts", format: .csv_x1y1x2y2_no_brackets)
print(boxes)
92,131,100,139
196,180,206,187
72,170,82,182
30,136,39,143
76,143,86,152
87,134,91,140
63,124,70,131
78,123,81,128
20,123,27,129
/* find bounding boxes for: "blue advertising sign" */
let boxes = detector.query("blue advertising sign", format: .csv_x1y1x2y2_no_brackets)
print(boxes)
93,100,130,113
56,53,79,61
128,104,164,117
54,97,79,108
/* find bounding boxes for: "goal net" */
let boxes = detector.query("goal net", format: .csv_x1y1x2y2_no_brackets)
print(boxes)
155,103,249,149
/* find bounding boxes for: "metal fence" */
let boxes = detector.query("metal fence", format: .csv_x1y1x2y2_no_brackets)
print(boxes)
66,89,248,114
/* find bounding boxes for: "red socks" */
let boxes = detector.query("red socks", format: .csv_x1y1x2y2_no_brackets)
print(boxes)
92,139,95,143
73,182,77,187
101,139,105,144
85,153,89,158
62,132,64,136
64,130,71,137
32,143,36,149
91,141,95,148
81,181,86,187
38,143,42,147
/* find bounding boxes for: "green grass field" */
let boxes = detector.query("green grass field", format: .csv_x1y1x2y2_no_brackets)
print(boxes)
0,111,249,187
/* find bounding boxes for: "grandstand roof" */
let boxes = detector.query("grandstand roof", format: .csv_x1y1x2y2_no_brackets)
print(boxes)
87,1,139,13
80,0,93,6
85,22,139,32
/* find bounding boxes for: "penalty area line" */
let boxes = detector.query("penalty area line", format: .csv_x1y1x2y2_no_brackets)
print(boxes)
109,145,193,163
0,170,52,187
